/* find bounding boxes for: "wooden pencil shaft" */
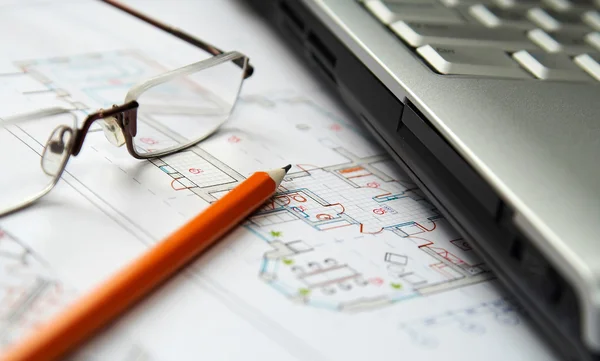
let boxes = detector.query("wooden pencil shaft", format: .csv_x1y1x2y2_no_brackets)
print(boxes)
2,171,278,361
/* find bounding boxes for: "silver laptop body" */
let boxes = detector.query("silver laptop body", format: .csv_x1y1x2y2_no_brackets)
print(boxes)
247,0,600,359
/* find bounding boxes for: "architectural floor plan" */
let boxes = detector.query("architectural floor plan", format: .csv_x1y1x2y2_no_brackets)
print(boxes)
0,229,74,350
11,51,493,312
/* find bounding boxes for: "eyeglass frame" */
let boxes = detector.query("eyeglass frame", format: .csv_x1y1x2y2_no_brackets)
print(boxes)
0,0,253,216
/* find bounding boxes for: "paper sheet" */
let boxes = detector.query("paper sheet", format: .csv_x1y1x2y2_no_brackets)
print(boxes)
0,1,558,360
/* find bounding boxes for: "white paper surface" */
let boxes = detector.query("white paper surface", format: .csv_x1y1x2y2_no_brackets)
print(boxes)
0,1,558,360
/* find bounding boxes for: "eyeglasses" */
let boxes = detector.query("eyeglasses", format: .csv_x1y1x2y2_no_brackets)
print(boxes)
0,0,253,217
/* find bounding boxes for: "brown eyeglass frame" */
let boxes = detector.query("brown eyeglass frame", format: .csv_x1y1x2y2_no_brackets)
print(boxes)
67,0,255,159
1,0,253,217
70,101,140,157
100,0,254,78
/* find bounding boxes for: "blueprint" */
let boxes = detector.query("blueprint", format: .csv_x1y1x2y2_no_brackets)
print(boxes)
0,1,558,360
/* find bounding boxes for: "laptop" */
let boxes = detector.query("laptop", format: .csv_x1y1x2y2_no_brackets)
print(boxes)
243,0,600,359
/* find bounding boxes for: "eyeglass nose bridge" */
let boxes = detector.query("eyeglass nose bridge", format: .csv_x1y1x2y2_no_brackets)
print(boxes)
41,125,74,177
100,115,126,147
70,101,139,157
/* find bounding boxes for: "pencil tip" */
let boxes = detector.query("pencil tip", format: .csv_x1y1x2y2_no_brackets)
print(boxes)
282,164,292,173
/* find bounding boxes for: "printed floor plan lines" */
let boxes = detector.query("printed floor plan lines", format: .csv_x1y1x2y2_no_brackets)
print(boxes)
247,159,492,311
0,229,75,351
399,297,524,349
3,49,492,315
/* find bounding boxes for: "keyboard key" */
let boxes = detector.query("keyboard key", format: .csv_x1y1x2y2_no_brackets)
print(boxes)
378,0,439,2
417,44,531,77
494,0,542,9
512,49,593,80
470,4,537,28
583,10,600,30
364,0,464,24
542,0,594,11
390,21,539,50
573,53,600,80
528,28,597,53
528,7,591,31
542,0,571,10
440,0,495,7
453,6,485,24
587,31,600,49
568,0,597,5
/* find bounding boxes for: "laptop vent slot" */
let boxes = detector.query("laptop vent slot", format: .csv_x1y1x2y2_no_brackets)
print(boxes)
279,1,304,31
509,237,525,262
310,52,336,83
308,32,336,68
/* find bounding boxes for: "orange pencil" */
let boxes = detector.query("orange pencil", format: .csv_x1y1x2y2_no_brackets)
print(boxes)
2,165,291,361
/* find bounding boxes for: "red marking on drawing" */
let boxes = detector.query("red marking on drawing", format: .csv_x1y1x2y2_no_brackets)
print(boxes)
275,195,291,207
228,135,241,143
322,203,345,215
367,182,380,188
416,221,437,232
430,247,465,265
316,214,333,220
260,194,291,211
291,194,307,202
140,137,158,145
373,208,386,215
319,223,353,231
189,168,203,175
412,235,434,247
369,277,384,286
430,262,455,279
292,207,307,215
339,166,363,174
329,123,342,131
262,200,276,211
295,164,320,175
373,191,393,200
170,179,188,191
359,224,384,234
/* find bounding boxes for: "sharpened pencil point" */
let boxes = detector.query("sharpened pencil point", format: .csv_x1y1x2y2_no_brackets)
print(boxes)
282,164,292,173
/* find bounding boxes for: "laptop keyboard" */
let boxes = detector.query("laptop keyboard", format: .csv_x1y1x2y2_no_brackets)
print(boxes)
361,0,600,81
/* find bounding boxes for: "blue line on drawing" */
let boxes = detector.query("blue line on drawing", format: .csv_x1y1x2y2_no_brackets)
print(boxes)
307,299,339,311
290,207,309,218
244,225,271,242
390,294,419,303
259,257,268,274
158,165,174,174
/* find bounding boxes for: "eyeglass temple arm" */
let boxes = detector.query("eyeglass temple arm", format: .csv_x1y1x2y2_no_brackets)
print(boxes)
98,0,254,79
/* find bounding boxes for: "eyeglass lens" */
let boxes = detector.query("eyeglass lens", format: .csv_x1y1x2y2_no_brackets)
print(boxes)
0,113,74,214
131,57,247,156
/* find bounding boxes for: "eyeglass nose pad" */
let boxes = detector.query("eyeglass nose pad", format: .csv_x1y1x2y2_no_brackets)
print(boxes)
42,125,73,177
100,116,126,147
